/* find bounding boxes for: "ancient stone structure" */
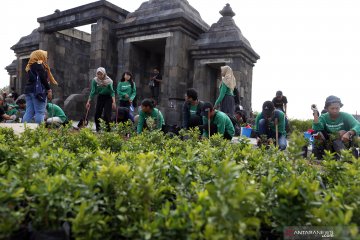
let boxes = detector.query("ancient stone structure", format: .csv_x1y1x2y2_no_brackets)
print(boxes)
6,0,259,123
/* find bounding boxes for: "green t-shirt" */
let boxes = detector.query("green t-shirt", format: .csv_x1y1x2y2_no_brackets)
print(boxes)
313,112,360,135
190,104,198,116
202,110,235,138
6,104,18,116
137,108,165,133
215,83,234,106
89,79,115,100
46,103,67,122
117,81,136,101
255,110,286,136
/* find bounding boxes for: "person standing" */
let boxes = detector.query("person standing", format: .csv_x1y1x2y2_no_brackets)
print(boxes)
272,90,288,115
214,66,236,115
255,101,287,150
86,67,116,132
149,67,162,105
117,71,136,109
182,88,204,130
23,50,56,124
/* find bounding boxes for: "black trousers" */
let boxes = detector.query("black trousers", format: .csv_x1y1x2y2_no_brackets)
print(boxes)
150,86,160,104
209,123,232,140
119,100,130,109
95,94,112,132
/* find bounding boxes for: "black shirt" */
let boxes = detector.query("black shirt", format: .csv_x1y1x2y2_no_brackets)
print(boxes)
151,73,162,87
272,96,288,113
24,63,50,94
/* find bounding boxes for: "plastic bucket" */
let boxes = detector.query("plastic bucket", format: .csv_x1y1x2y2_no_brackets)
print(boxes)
304,132,313,142
241,127,252,138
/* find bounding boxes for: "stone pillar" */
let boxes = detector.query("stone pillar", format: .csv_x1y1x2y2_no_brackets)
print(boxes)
90,18,117,80
163,31,195,125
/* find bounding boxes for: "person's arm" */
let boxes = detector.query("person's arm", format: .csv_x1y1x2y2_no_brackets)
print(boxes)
182,103,190,129
137,111,145,134
312,113,325,132
88,80,96,101
155,75,162,83
130,83,136,101
156,110,164,129
254,113,261,134
1,113,12,121
345,113,360,136
214,84,227,106
277,111,286,135
202,116,208,138
283,97,288,115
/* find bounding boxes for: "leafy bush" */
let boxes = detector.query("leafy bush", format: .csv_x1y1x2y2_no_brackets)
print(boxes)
289,119,313,133
0,125,359,239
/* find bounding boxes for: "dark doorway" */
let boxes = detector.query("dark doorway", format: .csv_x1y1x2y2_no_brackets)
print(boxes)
130,38,166,101
206,63,225,104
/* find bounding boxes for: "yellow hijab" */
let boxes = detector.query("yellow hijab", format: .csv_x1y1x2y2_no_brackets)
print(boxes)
25,50,58,85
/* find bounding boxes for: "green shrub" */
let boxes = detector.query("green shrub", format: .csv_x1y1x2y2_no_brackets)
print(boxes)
289,119,313,133
0,125,358,239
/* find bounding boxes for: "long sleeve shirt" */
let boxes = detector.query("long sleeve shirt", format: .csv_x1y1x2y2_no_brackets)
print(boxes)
88,79,115,100
137,108,165,133
117,81,136,101
215,83,234,106
313,112,360,135
202,110,235,138
46,103,67,122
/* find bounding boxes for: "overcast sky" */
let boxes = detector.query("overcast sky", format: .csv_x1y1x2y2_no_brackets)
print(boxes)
1,0,359,119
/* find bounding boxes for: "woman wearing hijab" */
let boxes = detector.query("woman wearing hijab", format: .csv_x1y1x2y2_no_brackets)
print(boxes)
23,50,57,124
86,67,116,132
214,66,236,115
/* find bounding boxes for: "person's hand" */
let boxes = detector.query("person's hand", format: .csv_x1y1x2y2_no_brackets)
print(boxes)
125,94,129,99
86,101,90,110
214,104,219,109
129,99,133,103
47,90,52,101
341,131,352,142
112,102,116,110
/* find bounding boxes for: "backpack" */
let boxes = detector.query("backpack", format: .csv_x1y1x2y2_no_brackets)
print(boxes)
30,70,47,102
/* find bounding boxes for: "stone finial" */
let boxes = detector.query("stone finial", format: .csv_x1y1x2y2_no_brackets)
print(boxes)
220,3,235,17
54,9,60,14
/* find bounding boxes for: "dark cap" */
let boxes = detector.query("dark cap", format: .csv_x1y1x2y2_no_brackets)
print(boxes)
262,101,275,118
201,102,213,117
325,95,343,108
276,90,283,96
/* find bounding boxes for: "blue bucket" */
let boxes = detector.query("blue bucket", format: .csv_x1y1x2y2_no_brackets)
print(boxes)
241,127,252,138
304,132,313,142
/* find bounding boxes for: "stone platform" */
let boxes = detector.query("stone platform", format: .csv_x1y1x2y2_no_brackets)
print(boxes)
0,123,38,135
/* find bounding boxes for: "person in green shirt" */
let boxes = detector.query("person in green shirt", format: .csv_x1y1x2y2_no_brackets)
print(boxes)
46,103,68,126
182,88,204,130
214,66,236,115
255,101,287,150
137,99,165,134
86,67,116,132
117,71,136,109
201,102,235,140
312,95,360,159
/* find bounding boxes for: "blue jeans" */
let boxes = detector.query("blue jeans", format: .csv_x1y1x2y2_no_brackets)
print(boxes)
23,93,46,124
258,119,287,150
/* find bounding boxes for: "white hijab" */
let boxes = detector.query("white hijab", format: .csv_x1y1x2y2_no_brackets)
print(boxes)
94,67,113,86
221,66,236,91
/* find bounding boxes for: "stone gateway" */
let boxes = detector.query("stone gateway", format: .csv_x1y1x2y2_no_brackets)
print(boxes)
6,0,259,124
